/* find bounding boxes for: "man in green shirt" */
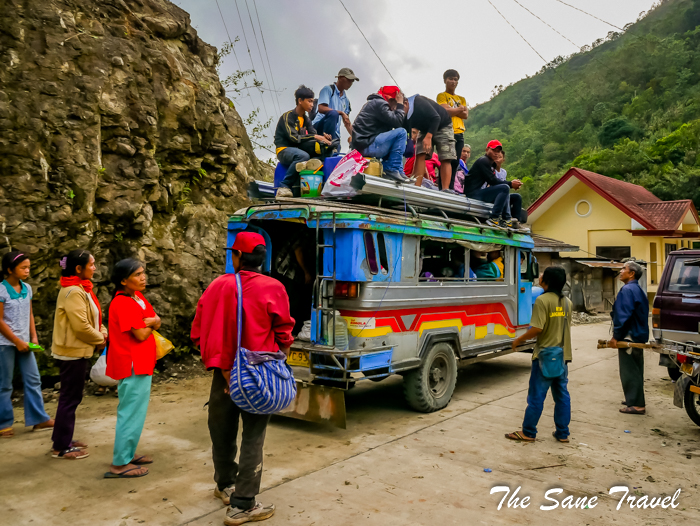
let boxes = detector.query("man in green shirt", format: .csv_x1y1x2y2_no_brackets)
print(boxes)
506,267,572,443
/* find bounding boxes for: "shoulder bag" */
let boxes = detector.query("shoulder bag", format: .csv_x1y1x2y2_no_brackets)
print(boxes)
538,296,568,379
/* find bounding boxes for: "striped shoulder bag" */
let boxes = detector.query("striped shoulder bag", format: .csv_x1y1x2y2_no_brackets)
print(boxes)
228,272,297,414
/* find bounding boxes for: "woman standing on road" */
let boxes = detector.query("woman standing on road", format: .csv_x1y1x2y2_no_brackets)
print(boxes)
51,249,107,459
105,259,160,479
0,251,54,439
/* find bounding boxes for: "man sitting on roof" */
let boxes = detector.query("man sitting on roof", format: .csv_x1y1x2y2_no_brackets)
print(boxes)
275,85,334,198
462,140,523,229
311,68,358,142
351,86,411,184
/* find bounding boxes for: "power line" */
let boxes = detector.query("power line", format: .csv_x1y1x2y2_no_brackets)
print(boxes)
233,0,270,121
214,0,243,70
510,0,579,49
553,0,624,31
338,0,399,86
253,0,283,115
487,0,547,63
244,0,280,115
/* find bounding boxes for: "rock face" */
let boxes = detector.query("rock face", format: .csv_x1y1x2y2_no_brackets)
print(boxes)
0,0,262,363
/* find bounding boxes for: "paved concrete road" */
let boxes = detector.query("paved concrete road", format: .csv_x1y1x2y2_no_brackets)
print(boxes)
3,322,699,525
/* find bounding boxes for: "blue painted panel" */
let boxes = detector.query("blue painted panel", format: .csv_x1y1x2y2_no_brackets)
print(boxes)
517,249,533,325
225,224,272,274
359,349,393,371
322,230,403,282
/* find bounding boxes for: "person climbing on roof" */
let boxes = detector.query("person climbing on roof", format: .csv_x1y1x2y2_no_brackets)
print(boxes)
462,140,524,229
402,95,456,194
351,86,412,184
275,85,336,198
311,68,358,142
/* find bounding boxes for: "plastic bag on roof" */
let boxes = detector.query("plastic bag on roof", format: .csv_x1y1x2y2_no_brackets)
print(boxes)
321,150,368,198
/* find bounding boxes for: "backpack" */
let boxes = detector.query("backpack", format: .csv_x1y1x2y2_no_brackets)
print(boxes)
309,84,337,122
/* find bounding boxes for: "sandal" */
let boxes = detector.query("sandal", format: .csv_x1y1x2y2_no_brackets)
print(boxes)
32,418,54,432
505,431,535,442
71,440,88,450
52,447,89,460
104,467,149,478
552,431,570,443
131,455,153,465
619,407,646,415
0,427,14,438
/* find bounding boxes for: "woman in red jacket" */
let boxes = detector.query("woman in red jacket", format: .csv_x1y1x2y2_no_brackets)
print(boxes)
104,259,160,478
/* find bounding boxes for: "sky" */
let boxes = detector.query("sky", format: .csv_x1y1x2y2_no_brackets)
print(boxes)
170,0,659,159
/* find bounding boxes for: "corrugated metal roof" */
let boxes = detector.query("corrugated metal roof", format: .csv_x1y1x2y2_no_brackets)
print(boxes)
575,260,625,269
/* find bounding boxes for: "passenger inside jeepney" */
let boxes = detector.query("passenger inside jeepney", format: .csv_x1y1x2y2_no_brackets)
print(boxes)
471,250,500,280
488,249,504,280
419,242,468,280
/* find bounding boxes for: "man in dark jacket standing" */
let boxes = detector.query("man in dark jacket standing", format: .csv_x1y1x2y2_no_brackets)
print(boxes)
462,141,523,229
351,86,410,183
608,261,649,415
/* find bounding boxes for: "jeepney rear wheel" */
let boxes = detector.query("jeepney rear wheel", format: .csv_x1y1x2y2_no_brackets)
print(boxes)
403,343,457,412
684,381,700,427
668,366,682,381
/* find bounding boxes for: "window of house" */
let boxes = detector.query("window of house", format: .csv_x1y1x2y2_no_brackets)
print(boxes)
665,243,678,259
693,242,700,250
596,246,631,260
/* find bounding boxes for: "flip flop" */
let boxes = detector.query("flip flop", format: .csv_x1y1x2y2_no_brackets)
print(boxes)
131,455,153,465
0,427,14,438
505,431,535,442
552,431,570,443
52,447,89,460
619,407,646,415
104,467,149,479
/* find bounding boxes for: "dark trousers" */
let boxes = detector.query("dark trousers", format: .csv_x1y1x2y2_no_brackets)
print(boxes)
51,358,88,451
277,147,310,192
208,369,271,510
314,110,341,141
619,349,645,407
506,192,522,221
449,133,464,190
466,184,510,219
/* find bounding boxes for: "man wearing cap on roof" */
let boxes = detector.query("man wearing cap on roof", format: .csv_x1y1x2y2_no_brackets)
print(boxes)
462,140,524,230
312,68,358,142
191,231,294,525
351,86,411,184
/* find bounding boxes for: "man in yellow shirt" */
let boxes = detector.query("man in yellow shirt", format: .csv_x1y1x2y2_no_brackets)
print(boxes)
437,69,468,190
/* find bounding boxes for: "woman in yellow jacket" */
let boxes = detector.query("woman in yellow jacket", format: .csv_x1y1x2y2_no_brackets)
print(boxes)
51,250,107,460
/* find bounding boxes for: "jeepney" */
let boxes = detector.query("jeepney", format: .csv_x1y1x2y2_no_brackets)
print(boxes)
227,198,537,427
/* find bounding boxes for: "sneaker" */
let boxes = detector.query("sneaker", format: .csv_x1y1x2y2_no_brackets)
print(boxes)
382,170,410,184
224,502,275,525
302,158,323,172
498,219,509,229
275,186,293,198
440,188,459,195
214,485,235,506
504,219,515,229
485,217,500,228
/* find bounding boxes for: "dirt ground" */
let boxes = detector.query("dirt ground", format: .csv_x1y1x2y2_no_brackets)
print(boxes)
2,322,699,526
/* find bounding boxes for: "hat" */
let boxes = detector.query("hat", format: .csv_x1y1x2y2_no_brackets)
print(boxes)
336,68,360,81
486,140,503,150
377,86,400,101
231,232,266,254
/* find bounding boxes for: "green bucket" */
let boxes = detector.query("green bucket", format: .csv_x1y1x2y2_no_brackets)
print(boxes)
300,170,323,198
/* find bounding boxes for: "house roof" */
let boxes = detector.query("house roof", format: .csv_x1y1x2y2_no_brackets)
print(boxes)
532,234,579,253
528,168,699,230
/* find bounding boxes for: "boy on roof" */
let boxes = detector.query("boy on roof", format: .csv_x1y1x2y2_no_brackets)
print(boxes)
311,68,358,142
437,69,469,188
274,85,334,198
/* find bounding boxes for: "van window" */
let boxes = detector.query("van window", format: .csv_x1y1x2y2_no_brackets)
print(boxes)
668,258,700,293
377,233,389,274
364,231,379,275
419,239,468,282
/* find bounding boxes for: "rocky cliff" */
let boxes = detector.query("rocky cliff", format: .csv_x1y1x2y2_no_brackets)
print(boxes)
0,0,262,366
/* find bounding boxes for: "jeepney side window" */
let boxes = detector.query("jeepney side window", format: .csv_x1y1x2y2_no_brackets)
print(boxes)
520,251,537,281
377,233,389,274
364,231,379,275
419,239,468,282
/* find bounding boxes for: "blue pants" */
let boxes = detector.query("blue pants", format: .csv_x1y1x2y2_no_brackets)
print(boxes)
506,192,522,221
277,147,310,191
313,110,341,140
522,359,571,439
362,128,408,174
113,372,152,466
467,184,510,220
0,345,50,430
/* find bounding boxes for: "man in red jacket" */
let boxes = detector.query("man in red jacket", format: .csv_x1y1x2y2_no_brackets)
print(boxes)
191,232,294,525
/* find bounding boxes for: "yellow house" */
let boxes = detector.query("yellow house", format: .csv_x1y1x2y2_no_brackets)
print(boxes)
528,167,700,295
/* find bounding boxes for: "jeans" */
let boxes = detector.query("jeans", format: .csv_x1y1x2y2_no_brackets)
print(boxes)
277,147,310,191
0,345,50,430
208,369,271,511
619,348,645,407
506,192,522,221
522,359,571,439
362,128,408,174
466,184,511,219
52,358,88,451
113,372,152,465
313,110,341,141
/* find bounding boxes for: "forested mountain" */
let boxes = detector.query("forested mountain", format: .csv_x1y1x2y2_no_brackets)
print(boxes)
464,0,700,207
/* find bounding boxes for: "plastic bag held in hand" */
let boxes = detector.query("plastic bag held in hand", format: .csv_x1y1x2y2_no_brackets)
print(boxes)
321,150,368,197
90,351,118,387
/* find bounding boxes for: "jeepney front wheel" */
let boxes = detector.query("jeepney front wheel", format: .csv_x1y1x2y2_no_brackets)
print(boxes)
403,343,458,412
684,381,700,427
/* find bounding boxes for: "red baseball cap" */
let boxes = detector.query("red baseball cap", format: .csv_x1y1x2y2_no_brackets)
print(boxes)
486,140,503,150
377,86,401,101
231,232,266,253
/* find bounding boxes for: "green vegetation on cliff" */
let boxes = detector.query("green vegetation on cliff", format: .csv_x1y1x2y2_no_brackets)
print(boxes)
464,0,700,207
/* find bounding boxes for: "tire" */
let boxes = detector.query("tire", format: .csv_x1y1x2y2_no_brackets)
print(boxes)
668,366,682,381
684,381,700,427
403,343,458,412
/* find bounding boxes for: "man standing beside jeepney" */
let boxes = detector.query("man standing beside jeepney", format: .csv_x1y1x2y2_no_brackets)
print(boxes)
608,261,649,415
191,232,295,525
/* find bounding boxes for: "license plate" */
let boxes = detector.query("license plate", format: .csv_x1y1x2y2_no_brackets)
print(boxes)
288,350,310,367
681,362,694,375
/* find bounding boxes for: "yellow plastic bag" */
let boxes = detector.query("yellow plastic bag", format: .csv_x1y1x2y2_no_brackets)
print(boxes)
153,331,174,360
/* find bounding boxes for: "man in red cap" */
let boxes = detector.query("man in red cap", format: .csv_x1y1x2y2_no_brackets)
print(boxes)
191,231,294,525
350,86,411,183
461,140,524,229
